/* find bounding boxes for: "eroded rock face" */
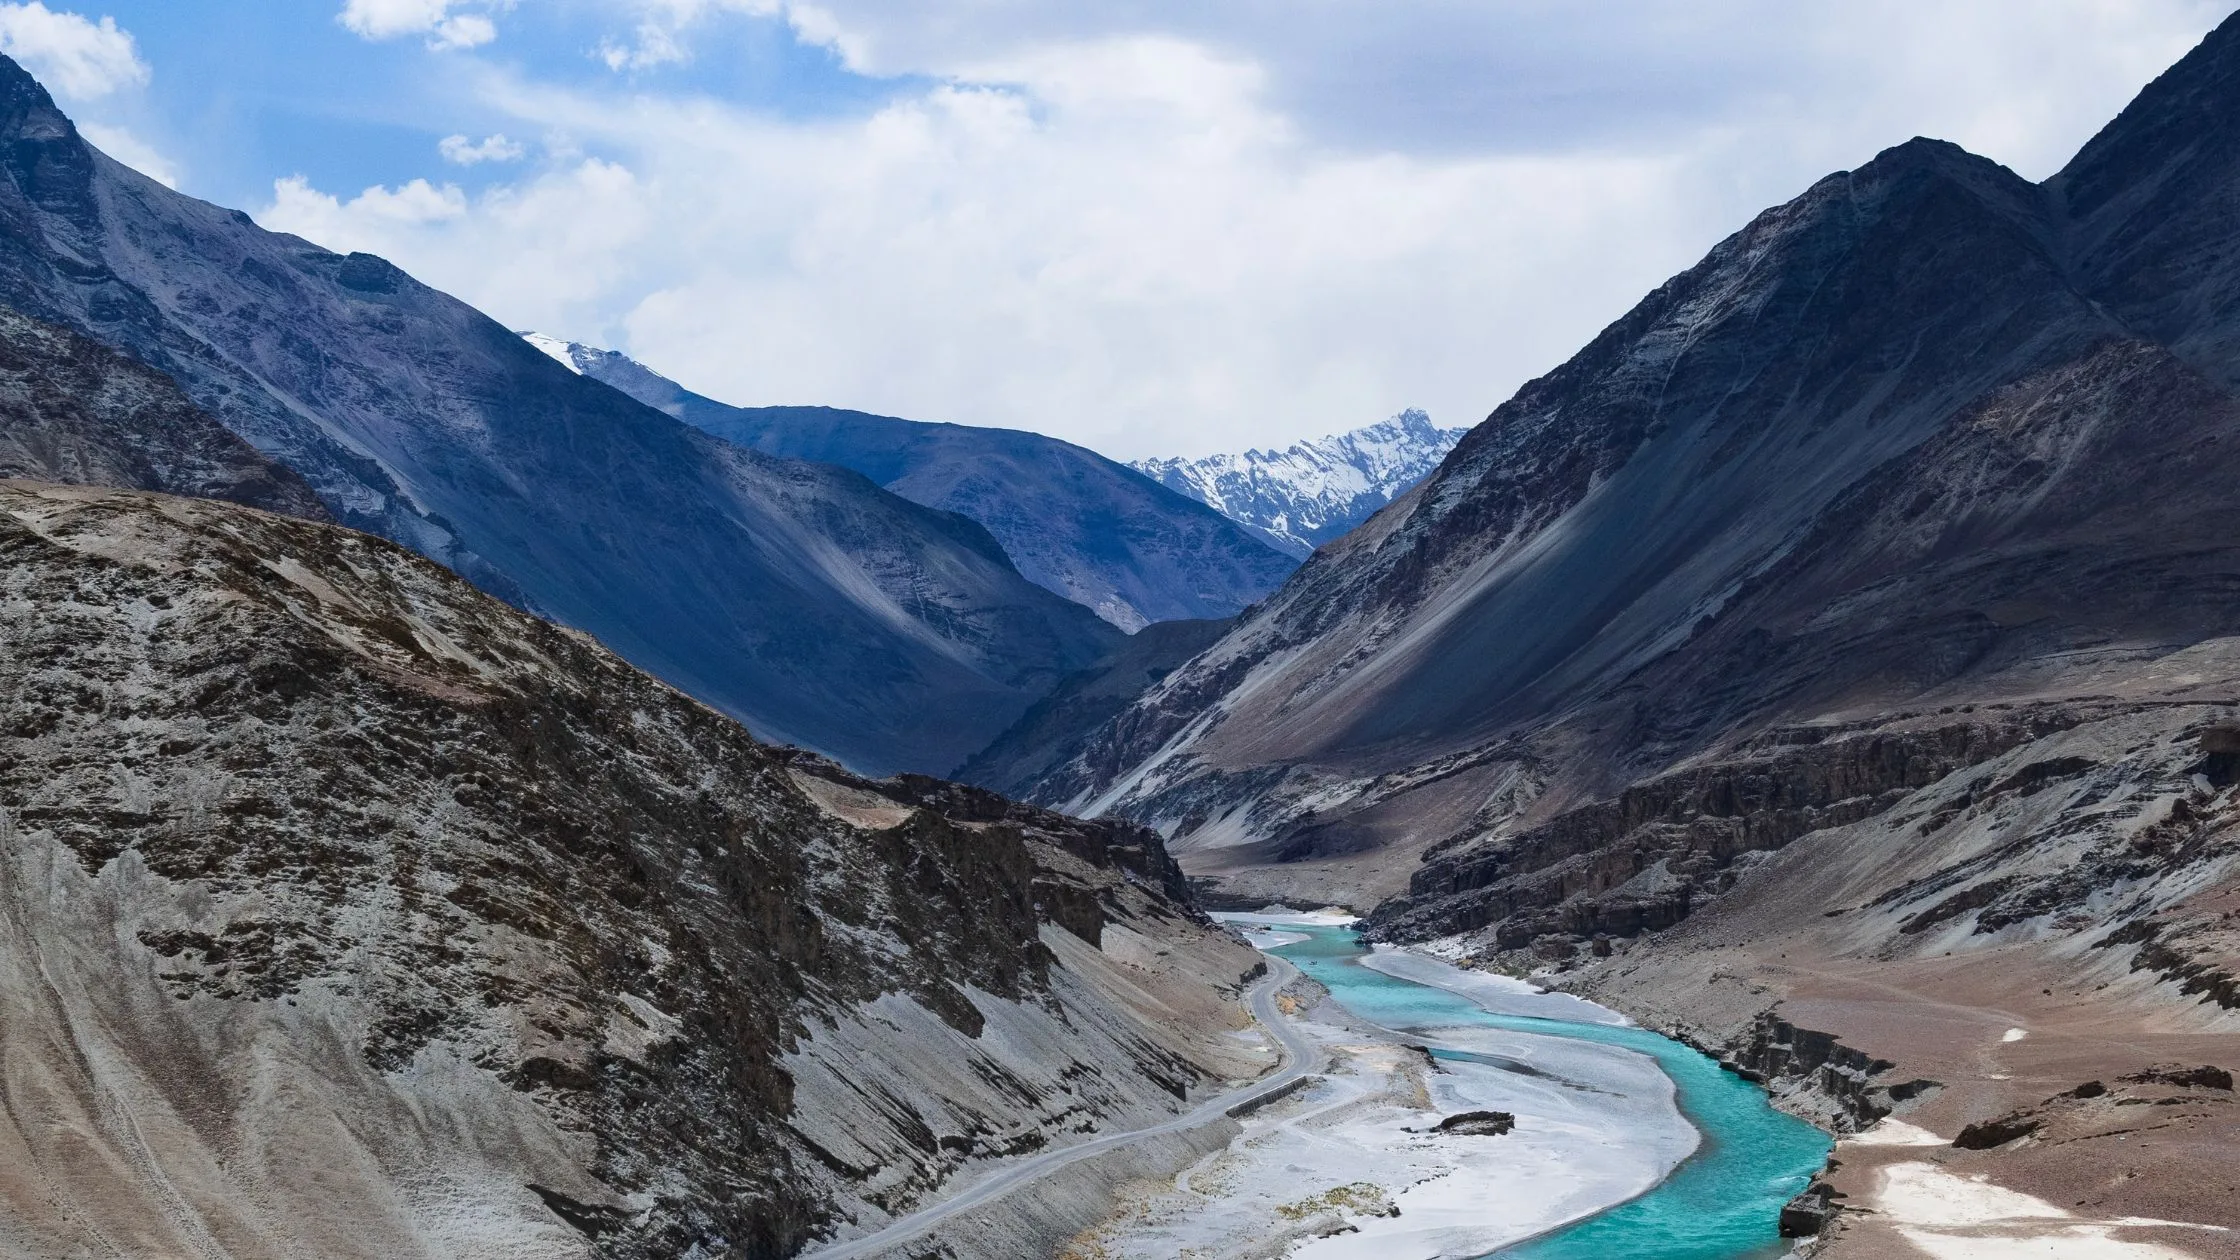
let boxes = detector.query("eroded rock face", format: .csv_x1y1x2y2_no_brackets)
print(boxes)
0,481,1260,1259
0,303,325,518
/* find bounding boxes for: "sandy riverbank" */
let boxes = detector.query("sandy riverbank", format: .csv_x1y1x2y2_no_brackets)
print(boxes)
1069,928,1697,1259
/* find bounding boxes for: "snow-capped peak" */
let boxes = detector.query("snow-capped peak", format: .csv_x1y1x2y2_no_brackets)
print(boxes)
519,331,589,374
1132,409,1468,556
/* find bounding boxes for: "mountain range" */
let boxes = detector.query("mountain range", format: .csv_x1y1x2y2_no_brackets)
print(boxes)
0,58,1135,778
525,333,1299,633
1131,409,1467,556
8,7,2240,1253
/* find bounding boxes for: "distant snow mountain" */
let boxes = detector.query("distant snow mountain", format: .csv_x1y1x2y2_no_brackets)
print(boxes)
522,333,1301,633
1131,410,1469,557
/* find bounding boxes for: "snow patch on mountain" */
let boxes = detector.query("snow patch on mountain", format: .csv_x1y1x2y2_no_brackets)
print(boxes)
519,331,586,373
1132,410,1468,556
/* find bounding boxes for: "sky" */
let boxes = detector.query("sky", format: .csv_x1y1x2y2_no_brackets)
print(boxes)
2,0,2234,460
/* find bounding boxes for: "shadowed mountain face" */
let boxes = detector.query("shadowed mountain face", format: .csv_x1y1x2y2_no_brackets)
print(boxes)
532,335,1300,633
0,481,1261,1260
1035,12,2240,941
954,617,1234,799
0,57,1118,777
0,304,325,518
1131,410,1468,557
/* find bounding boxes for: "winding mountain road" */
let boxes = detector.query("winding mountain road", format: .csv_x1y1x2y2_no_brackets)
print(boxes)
802,956,1317,1259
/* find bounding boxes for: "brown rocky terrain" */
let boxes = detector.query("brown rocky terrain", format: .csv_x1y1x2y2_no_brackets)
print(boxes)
0,479,1265,1259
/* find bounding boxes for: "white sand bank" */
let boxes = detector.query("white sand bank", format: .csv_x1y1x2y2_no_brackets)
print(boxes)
1215,908,1363,927
1076,941,1696,1259
1861,1158,2229,1258
1359,944,1633,1026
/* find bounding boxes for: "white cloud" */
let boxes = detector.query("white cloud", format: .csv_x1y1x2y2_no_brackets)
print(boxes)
338,0,499,50
432,14,496,49
265,175,469,239
78,120,177,186
0,2,146,99
262,161,647,320
438,132,524,164
338,0,446,39
268,2,2240,459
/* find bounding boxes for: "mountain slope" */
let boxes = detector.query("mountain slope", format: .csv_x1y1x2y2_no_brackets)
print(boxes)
1029,22,2240,1243
0,303,325,517
0,479,1265,1259
1131,410,1467,557
0,56,1117,777
529,335,1300,633
954,617,1234,800
1042,134,2120,896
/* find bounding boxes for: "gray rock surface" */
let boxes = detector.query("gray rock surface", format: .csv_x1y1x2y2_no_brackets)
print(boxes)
0,56,1117,777
530,335,1299,633
0,303,324,517
0,479,1265,1259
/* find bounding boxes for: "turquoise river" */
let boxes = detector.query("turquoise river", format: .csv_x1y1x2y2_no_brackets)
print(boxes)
1269,925,1832,1260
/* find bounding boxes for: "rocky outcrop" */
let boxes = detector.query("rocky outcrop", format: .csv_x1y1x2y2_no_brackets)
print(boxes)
1431,1110,1515,1136
1723,1015,1942,1133
0,56,1121,776
536,336,1299,633
0,303,324,518
1778,1184,1838,1238
0,480,1263,1259
1364,720,2054,948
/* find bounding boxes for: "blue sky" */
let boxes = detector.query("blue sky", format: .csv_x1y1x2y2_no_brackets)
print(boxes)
7,1,2237,459
45,2,911,206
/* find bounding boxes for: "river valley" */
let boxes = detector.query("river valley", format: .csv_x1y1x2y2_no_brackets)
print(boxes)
1070,916,1830,1259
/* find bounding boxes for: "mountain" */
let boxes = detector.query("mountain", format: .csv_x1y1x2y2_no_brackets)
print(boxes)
0,303,325,518
953,616,1234,800
526,334,1300,633
1039,129,2128,906
1031,15,2240,1235
1130,410,1467,557
0,478,1265,1259
0,56,1119,777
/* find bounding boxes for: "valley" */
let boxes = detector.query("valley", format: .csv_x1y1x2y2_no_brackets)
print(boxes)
0,3,2238,1258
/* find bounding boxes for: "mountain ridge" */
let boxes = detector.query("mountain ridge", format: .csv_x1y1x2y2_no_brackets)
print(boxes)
1018,26,2240,1244
0,55,1118,776
525,332,1300,633
1130,409,1467,557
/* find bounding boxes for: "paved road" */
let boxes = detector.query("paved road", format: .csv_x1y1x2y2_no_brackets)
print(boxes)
802,956,1317,1259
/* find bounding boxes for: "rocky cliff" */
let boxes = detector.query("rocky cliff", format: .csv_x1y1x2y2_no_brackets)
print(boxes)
528,335,1299,633
0,480,1264,1259
0,57,1118,777
0,303,324,518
